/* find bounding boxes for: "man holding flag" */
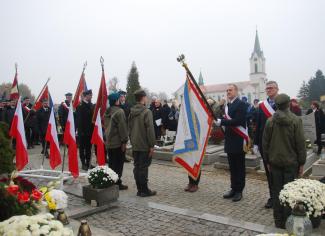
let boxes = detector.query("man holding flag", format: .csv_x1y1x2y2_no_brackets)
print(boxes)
36,98,51,157
215,84,248,202
104,92,129,190
58,92,73,131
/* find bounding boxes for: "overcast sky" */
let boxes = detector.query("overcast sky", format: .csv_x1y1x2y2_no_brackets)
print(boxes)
1,0,325,102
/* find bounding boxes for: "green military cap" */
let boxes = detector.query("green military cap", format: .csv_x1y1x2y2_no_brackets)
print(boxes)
134,89,146,97
275,93,290,110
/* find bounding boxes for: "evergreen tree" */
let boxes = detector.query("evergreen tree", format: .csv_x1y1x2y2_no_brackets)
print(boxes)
308,70,325,101
0,122,15,176
297,80,309,100
126,62,141,106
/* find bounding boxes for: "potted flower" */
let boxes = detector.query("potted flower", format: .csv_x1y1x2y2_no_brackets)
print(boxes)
279,178,325,228
0,213,73,235
82,165,119,206
39,184,68,214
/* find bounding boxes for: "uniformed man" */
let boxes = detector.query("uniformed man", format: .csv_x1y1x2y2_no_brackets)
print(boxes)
4,99,17,128
58,92,73,131
215,84,248,202
129,89,156,197
104,92,129,190
22,96,34,149
36,98,51,157
76,89,94,170
263,94,306,229
254,81,279,209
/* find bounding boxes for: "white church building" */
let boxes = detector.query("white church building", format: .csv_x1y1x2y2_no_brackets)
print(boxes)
174,31,267,104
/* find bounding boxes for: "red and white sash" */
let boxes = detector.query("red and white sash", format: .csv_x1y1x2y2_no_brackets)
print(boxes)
23,105,31,113
259,100,275,118
62,102,70,110
224,105,250,151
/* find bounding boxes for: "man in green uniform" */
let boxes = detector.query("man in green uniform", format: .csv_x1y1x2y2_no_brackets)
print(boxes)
263,94,306,229
104,92,129,190
129,89,156,197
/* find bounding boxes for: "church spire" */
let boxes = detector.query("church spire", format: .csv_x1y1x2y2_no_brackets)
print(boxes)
251,30,264,58
198,71,204,86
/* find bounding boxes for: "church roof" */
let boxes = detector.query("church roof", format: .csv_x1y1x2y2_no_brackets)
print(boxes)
251,30,264,58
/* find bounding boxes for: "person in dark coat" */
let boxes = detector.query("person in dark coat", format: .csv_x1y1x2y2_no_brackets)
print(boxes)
4,99,17,128
149,96,157,111
215,84,247,202
36,99,51,157
58,92,73,131
253,81,279,209
22,96,35,149
306,101,325,155
152,99,163,139
167,100,179,132
76,89,94,170
161,100,171,129
118,90,130,119
0,99,5,122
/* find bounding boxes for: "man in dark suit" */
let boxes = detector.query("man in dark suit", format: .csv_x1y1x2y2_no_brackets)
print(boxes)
22,96,35,149
215,84,247,202
36,98,51,157
306,101,325,155
253,81,279,209
76,89,94,170
58,92,73,132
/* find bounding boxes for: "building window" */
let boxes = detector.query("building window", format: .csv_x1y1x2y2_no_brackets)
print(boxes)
255,63,258,73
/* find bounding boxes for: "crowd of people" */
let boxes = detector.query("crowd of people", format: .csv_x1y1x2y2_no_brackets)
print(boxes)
1,80,324,229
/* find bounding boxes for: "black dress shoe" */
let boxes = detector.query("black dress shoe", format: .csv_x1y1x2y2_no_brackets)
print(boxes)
118,184,128,190
139,189,157,197
232,192,242,202
264,198,273,209
223,190,235,199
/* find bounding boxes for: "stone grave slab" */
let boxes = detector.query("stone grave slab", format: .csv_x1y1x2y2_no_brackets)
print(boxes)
214,153,260,172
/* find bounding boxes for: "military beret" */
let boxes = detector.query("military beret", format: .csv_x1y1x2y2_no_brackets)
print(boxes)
65,92,73,97
118,90,127,96
275,94,290,106
108,92,120,102
134,89,146,97
23,96,30,101
83,89,92,96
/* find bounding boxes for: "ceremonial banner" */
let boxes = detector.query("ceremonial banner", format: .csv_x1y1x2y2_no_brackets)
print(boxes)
45,107,62,169
63,105,79,178
10,70,19,100
173,76,213,179
33,86,53,111
92,70,108,122
72,71,88,109
9,97,28,171
91,109,106,166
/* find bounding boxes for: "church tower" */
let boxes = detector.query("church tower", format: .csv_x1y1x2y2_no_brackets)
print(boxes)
249,30,267,100
198,71,204,86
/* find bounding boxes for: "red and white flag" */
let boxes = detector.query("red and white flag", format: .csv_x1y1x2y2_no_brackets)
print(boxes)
91,109,106,166
9,97,28,171
33,85,50,111
45,107,62,169
10,69,19,100
63,105,79,178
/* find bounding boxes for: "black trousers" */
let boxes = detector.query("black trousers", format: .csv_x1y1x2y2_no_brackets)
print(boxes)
107,147,125,185
40,133,48,153
133,151,152,193
188,171,201,185
79,135,92,166
25,126,32,147
271,165,298,227
261,153,273,200
227,152,246,193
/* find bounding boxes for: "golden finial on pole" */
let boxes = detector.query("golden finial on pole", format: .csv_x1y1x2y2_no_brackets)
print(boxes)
100,56,104,72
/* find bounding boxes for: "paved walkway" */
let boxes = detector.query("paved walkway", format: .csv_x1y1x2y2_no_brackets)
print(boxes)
21,147,324,235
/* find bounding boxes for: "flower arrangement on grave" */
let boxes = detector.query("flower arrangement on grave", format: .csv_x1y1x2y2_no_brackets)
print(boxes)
0,213,73,236
39,181,68,213
0,171,42,221
87,165,118,189
279,179,325,218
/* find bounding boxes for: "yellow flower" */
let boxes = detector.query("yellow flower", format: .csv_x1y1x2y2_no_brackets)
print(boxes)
44,193,52,202
39,187,48,194
48,201,57,210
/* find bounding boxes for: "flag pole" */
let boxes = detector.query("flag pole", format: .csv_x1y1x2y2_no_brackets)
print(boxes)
24,77,51,123
40,142,48,170
177,54,217,121
61,144,67,173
